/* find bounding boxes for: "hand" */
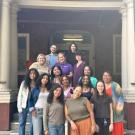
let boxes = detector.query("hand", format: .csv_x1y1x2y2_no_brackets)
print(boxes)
32,110,37,117
95,124,99,133
91,124,96,134
70,121,78,131
109,123,113,132
44,130,48,135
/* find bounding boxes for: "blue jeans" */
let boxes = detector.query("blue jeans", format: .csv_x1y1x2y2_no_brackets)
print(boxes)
32,108,43,135
19,108,33,135
49,124,64,135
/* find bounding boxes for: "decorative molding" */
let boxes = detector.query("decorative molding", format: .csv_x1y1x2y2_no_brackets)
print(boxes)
124,90,135,103
18,0,122,10
0,82,17,103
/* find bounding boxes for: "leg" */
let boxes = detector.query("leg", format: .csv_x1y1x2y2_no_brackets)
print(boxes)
49,125,57,135
29,112,33,135
32,114,43,135
19,109,28,135
57,124,64,135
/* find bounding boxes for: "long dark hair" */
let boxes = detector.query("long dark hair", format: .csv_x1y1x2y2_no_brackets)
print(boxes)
78,75,93,88
95,80,107,99
51,65,63,80
83,65,94,76
36,73,51,90
47,83,64,104
69,42,78,52
24,68,39,89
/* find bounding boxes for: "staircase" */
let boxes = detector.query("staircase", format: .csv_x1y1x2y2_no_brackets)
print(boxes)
0,113,30,135
0,113,135,135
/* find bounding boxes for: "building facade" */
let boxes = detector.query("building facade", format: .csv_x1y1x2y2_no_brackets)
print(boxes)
0,0,135,131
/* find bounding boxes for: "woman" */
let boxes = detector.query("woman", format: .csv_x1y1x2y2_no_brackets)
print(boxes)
44,83,65,135
65,86,96,135
102,71,124,135
61,75,73,99
91,81,113,135
29,53,50,75
17,68,39,135
29,73,51,135
51,65,63,85
73,51,85,87
79,75,95,101
78,66,97,88
66,43,78,66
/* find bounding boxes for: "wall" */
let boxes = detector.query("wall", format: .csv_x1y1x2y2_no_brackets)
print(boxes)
18,9,121,82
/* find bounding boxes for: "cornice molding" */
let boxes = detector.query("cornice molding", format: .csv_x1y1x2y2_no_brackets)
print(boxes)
18,0,122,10
123,90,135,103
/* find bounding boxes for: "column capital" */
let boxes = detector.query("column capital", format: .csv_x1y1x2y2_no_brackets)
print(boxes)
124,0,134,9
11,2,19,17
1,0,11,8
119,4,127,17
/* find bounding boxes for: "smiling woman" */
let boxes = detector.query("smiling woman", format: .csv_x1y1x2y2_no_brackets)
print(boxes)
29,53,50,75
65,86,96,135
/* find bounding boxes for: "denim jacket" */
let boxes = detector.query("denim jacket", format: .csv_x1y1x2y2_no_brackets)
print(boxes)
29,87,40,112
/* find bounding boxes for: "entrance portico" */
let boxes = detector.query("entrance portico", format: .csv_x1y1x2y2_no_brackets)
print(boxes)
0,0,135,131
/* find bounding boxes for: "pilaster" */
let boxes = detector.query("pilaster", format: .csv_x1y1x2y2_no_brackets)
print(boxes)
0,0,18,131
121,0,135,129
0,0,11,89
10,2,18,89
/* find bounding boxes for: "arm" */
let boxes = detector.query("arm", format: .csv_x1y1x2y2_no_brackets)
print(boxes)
114,83,124,113
67,71,73,78
29,89,35,112
64,105,78,131
17,82,24,113
86,100,96,134
43,104,49,135
109,103,113,132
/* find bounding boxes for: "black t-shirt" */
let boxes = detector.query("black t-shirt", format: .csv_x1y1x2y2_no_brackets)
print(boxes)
90,95,112,119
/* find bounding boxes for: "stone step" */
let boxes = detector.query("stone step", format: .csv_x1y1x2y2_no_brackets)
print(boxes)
13,113,30,122
11,122,30,131
124,130,135,135
10,130,29,135
0,131,11,135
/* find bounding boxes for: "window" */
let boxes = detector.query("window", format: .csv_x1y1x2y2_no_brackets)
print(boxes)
18,33,30,74
113,34,121,75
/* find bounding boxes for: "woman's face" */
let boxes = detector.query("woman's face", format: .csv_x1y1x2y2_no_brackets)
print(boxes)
70,44,77,52
102,72,112,83
29,70,36,80
96,82,104,94
84,66,91,76
53,87,62,98
53,67,61,76
73,86,82,98
82,76,89,85
58,53,65,63
37,55,46,65
41,75,49,85
75,55,82,61
62,76,69,86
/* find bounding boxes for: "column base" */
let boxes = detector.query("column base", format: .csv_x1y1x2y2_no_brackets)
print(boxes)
125,102,135,130
124,89,135,130
0,85,18,131
0,102,17,131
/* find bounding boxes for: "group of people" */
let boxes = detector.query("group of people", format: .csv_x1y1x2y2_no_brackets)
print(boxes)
17,43,124,135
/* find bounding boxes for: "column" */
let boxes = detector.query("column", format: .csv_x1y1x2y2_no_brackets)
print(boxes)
10,2,18,89
0,0,11,89
123,0,135,130
0,0,18,131
126,0,135,89
120,6,128,90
